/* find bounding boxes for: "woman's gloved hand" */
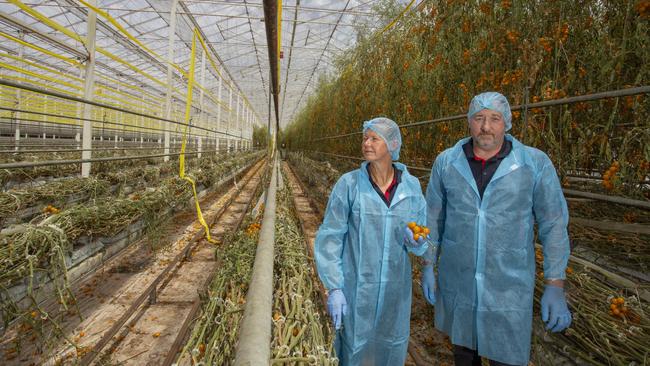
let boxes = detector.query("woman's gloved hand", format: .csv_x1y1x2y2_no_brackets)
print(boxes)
327,289,347,330
421,265,436,305
403,227,427,248
541,285,572,332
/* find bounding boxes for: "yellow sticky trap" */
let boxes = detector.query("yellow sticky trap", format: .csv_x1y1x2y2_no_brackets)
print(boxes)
179,30,216,244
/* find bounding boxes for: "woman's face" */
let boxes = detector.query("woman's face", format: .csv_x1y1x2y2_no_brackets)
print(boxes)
362,129,390,162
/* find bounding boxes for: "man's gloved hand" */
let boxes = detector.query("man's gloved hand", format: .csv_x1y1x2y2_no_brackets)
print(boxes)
327,289,347,330
421,265,436,305
541,285,572,332
403,227,427,248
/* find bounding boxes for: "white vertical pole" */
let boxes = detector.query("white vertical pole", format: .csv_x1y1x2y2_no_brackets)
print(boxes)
235,94,240,152
14,32,25,151
81,0,97,177
198,50,206,159
164,0,179,162
216,77,222,151
140,89,144,147
228,88,232,152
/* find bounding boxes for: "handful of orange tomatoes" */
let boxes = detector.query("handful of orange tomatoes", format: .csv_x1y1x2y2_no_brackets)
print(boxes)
407,222,430,241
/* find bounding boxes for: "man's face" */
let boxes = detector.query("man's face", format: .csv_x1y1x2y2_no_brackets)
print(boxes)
469,109,506,151
362,130,390,162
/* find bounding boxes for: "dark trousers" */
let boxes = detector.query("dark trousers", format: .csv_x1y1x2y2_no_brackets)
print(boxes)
453,345,520,366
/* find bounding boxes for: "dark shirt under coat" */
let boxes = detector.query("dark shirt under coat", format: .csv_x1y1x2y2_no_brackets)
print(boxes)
462,139,513,199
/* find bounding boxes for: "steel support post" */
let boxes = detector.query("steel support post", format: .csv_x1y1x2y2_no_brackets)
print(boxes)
163,0,179,162
81,0,97,177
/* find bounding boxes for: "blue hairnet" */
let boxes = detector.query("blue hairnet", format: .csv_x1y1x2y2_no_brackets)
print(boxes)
467,92,512,131
362,117,402,160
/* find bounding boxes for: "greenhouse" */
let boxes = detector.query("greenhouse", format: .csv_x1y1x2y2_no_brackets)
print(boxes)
0,0,648,365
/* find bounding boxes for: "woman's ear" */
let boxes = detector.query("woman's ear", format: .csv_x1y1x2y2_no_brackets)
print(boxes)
390,141,399,151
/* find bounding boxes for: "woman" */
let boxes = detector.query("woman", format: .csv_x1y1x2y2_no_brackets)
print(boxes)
315,117,429,365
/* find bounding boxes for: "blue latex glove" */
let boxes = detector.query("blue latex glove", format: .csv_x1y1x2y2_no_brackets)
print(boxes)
327,289,347,330
421,265,436,305
403,227,427,248
541,285,572,332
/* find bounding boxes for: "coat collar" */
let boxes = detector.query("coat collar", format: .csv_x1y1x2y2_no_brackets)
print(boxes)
449,135,524,198
359,161,415,207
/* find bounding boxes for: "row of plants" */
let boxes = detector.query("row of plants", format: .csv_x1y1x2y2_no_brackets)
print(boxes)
286,152,344,213
0,146,250,188
532,247,650,365
0,151,262,355
270,180,335,364
283,0,649,199
0,151,258,224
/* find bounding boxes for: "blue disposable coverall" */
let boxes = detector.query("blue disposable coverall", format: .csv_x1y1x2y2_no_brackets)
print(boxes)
315,161,426,365
425,135,570,365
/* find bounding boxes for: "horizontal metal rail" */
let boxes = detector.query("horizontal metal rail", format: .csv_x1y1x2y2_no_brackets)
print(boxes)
304,151,650,209
0,106,247,139
563,188,650,210
0,146,233,154
0,79,247,138
0,148,251,169
313,85,650,141
0,116,207,139
308,150,431,171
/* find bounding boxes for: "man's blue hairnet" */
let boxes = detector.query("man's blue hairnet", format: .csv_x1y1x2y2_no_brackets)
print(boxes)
467,92,512,131
363,117,402,161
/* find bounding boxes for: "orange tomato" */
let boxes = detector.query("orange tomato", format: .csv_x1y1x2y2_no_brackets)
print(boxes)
407,222,417,229
413,226,422,234
413,233,421,241
423,227,430,235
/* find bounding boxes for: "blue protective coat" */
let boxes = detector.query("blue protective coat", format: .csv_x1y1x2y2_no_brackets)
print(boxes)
425,135,570,365
315,162,427,365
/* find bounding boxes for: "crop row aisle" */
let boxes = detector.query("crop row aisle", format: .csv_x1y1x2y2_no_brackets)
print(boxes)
0,152,265,364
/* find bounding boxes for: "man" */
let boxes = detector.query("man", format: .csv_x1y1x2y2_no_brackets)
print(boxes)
315,117,430,365
421,92,572,365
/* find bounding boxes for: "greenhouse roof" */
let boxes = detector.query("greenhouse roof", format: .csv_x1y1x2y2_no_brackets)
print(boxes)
0,0,411,130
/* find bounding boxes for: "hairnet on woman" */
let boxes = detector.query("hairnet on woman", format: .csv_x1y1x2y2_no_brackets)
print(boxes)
315,117,430,365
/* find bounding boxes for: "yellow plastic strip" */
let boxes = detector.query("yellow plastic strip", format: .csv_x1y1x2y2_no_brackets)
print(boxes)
1,75,83,98
0,31,80,66
194,31,232,110
96,48,166,88
0,60,162,121
9,0,170,90
77,0,183,77
77,0,222,106
0,61,82,91
380,0,416,34
8,0,83,42
96,73,165,104
6,0,211,133
0,52,83,82
179,30,217,244
80,0,251,118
